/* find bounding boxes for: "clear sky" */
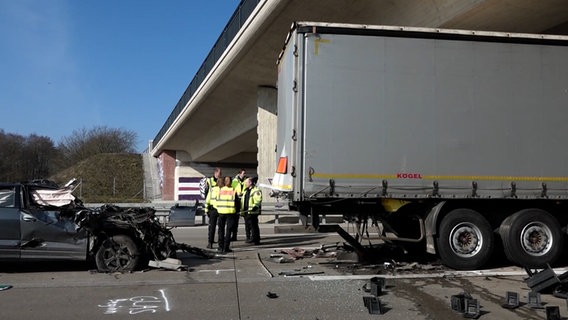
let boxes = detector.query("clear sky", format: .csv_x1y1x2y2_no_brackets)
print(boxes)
0,0,240,152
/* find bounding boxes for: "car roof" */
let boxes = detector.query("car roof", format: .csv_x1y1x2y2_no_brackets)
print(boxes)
0,180,60,190
0,182,19,188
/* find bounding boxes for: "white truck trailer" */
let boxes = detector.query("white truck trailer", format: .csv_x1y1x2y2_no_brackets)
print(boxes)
271,22,568,270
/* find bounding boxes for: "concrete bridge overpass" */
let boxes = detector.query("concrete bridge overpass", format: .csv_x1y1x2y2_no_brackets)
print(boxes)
149,0,568,201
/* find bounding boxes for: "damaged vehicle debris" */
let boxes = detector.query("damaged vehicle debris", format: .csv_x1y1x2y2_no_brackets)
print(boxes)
0,179,193,272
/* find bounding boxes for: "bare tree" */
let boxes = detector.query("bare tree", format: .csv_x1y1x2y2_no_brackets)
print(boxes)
0,130,57,182
21,134,58,180
58,126,137,166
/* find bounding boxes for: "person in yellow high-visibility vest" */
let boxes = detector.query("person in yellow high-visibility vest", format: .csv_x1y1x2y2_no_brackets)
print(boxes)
241,177,262,245
230,168,246,241
231,168,246,195
216,176,238,253
203,167,222,247
205,177,221,249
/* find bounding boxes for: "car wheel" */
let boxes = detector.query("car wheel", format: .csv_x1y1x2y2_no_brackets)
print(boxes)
95,235,140,272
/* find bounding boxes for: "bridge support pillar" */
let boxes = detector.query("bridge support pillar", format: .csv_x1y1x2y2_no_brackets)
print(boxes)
257,86,277,195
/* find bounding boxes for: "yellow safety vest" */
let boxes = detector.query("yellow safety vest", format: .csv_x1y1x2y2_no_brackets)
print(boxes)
216,186,237,214
240,187,262,214
206,177,217,194
231,177,244,196
205,186,220,213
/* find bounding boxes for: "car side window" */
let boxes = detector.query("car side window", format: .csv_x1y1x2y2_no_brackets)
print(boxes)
0,188,16,208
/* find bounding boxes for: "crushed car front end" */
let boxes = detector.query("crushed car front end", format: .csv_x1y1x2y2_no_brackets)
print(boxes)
22,180,179,272
78,204,178,272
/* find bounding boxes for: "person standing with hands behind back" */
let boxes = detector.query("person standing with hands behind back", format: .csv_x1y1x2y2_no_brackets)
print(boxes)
230,168,246,241
241,176,262,245
205,177,220,249
204,167,222,248
216,176,238,253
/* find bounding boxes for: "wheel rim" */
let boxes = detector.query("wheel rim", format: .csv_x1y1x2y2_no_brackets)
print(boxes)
520,222,553,256
102,243,132,271
449,222,483,257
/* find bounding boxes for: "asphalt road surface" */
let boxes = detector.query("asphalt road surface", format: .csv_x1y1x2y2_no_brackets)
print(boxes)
1,221,567,320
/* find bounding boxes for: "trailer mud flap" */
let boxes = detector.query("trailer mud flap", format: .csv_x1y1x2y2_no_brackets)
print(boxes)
424,201,446,255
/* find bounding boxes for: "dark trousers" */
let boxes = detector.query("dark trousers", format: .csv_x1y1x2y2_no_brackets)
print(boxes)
245,214,260,244
243,214,251,240
230,215,240,240
218,214,237,251
207,209,218,245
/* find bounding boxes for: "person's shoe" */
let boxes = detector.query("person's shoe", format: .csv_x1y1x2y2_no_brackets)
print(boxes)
206,243,213,249
221,248,233,253
253,241,261,245
245,239,252,243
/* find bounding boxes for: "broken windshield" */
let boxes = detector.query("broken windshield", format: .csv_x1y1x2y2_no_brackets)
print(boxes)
0,188,15,208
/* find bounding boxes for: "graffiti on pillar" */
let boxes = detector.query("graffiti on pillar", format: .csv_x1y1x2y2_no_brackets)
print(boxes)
178,177,202,200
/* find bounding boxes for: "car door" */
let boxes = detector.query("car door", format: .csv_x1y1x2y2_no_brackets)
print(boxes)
19,185,89,261
20,207,89,260
0,186,21,259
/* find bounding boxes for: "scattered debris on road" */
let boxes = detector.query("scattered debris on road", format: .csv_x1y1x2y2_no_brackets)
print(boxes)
0,285,12,291
175,243,216,259
451,291,480,318
362,295,383,315
148,258,187,271
501,291,520,309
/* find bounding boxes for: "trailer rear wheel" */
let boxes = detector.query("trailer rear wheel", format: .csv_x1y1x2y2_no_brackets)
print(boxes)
500,209,562,268
437,209,494,270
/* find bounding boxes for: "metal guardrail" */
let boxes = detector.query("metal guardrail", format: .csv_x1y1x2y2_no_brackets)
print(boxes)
85,202,201,225
85,201,342,225
85,201,296,224
152,0,261,150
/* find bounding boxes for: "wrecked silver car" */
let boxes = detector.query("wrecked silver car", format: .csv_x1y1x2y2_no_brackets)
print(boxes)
0,179,177,272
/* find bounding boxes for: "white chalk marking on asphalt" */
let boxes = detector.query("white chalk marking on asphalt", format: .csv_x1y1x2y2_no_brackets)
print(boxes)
307,268,568,281
197,269,236,275
98,291,171,314
159,289,171,312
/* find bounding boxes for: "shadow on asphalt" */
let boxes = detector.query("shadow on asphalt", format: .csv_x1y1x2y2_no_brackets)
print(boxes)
0,260,93,273
240,234,329,248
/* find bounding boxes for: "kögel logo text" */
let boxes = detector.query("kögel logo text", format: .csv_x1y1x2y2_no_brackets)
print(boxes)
397,173,422,179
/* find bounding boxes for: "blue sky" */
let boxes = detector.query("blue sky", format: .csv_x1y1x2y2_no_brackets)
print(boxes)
0,0,240,152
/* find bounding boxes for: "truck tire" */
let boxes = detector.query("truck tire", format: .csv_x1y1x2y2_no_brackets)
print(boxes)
95,235,141,272
436,208,494,270
500,209,562,268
